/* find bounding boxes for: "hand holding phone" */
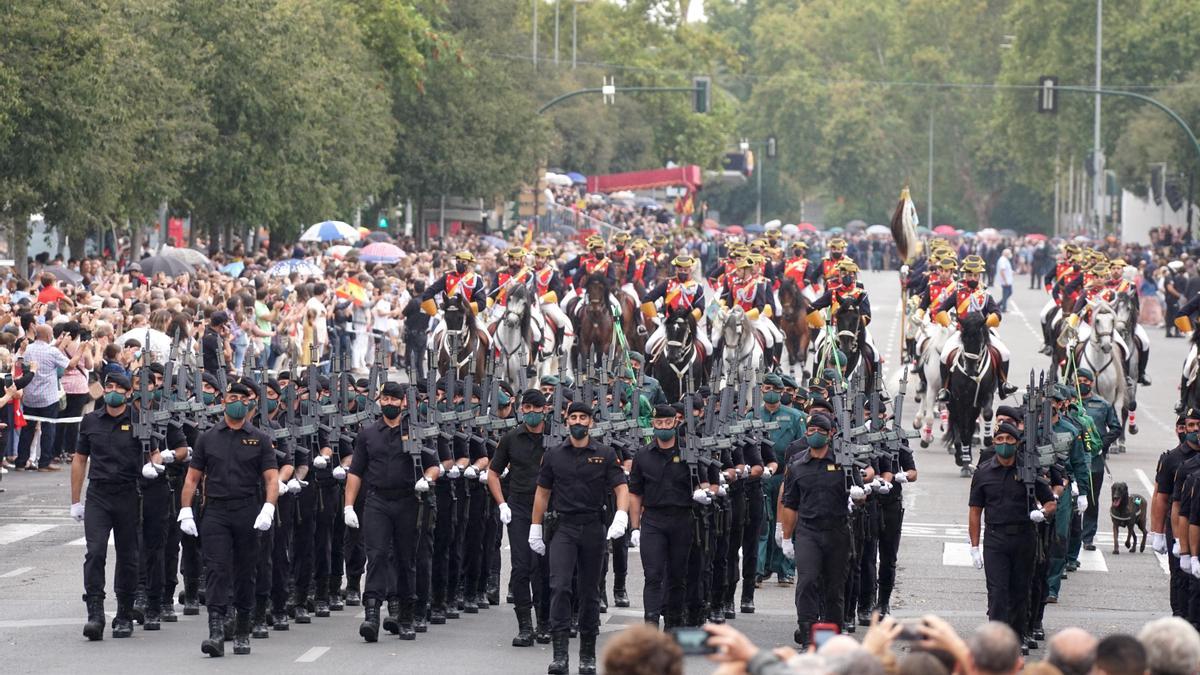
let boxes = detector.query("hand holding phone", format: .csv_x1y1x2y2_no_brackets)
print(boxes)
811,622,841,649
669,627,716,656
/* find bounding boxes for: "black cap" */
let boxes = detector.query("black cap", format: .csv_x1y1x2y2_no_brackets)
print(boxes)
808,395,831,412
227,382,253,397
201,373,221,390
148,362,165,376
653,404,676,419
381,381,405,398
1178,416,1188,428
237,377,261,399
105,373,132,390
265,379,283,396
566,402,593,418
807,413,833,432
355,377,369,389
317,376,331,392
1187,408,1200,422
521,389,547,407
996,405,1022,421
995,421,1022,440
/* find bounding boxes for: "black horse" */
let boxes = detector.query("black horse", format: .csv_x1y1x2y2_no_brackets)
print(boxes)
944,312,997,477
816,295,875,387
1181,329,1200,414
652,306,704,403
437,293,487,384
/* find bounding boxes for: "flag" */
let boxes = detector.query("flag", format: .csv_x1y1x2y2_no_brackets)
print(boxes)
889,187,921,261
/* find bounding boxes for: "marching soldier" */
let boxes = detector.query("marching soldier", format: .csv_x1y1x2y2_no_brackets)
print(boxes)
178,381,279,657
876,411,917,618
750,374,802,595
1151,416,1192,616
1073,368,1122,551
1044,384,1091,604
530,402,629,675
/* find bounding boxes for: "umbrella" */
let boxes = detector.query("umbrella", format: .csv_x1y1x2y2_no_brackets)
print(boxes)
359,242,406,264
998,229,1018,239
220,261,246,278
827,227,845,234
797,222,817,232
933,224,958,236
41,265,83,285
139,255,195,277
866,224,892,237
961,231,977,239
326,245,353,260
845,219,868,232
160,246,212,269
365,231,392,243
1073,234,1090,242
781,224,800,236
763,219,782,230
117,328,172,364
634,197,660,208
299,220,358,242
567,172,587,185
267,259,324,278
610,190,635,201
723,225,745,236
481,235,507,249
1026,233,1048,242
744,223,766,234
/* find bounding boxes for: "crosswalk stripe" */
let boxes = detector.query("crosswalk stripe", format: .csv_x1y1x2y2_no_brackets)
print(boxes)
67,532,113,546
0,523,56,545
943,542,1108,572
295,647,330,663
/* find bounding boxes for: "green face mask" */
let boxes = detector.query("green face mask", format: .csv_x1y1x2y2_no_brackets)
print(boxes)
1078,383,1092,396
104,391,127,407
995,442,1018,459
807,432,829,448
523,411,544,427
320,395,331,406
763,391,781,405
225,400,248,420
265,398,279,413
152,389,163,401
202,392,216,405
653,427,676,442
381,404,401,419
569,424,588,440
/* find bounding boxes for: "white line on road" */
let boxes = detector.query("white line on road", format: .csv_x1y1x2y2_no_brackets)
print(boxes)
0,566,34,578
295,647,330,663
0,523,57,545
67,532,113,546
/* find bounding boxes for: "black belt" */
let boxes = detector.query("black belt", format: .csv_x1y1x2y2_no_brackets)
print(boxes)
988,522,1034,535
368,487,414,501
556,511,603,523
205,495,258,509
88,480,136,492
799,515,848,530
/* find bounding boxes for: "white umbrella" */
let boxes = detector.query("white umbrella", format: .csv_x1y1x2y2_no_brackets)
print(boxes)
781,224,800,236
299,220,358,242
866,224,892,237
160,246,212,269
763,219,782,230
117,328,172,364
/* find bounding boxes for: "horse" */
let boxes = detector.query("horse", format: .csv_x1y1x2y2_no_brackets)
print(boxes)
573,272,615,373
652,306,704,403
1111,290,1141,436
943,311,998,477
435,293,488,384
1072,301,1128,450
911,307,953,448
776,277,811,379
1182,330,1200,414
811,295,875,386
490,283,545,390
716,305,762,386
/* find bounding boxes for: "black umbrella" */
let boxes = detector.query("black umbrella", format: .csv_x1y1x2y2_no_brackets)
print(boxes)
139,254,195,277
40,265,84,285
365,230,392,243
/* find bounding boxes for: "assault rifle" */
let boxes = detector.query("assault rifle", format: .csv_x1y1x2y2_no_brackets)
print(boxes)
403,381,435,529
133,366,163,464
1021,370,1057,505
545,380,568,449
828,374,873,480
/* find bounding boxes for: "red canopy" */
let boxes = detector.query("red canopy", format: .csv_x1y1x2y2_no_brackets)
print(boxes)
586,165,702,194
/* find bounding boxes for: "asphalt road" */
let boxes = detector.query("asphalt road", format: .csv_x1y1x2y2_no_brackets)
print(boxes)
0,271,1176,673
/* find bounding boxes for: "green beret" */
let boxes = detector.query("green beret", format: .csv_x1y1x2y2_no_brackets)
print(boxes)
540,375,560,386
763,373,784,387
1075,368,1094,382
780,374,798,389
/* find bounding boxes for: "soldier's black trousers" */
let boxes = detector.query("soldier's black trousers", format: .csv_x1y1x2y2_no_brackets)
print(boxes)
794,520,851,626
415,495,436,611
741,479,764,599
686,510,712,617
549,514,605,634
642,508,693,618
462,481,491,599
723,482,747,605
313,481,339,597
164,471,200,601
710,499,730,610
292,482,317,599
342,489,366,579
363,493,419,606
83,482,140,600
271,493,296,610
139,478,171,605
856,502,880,615
876,501,904,604
983,523,1036,637
432,478,459,606
201,497,259,615
507,497,549,614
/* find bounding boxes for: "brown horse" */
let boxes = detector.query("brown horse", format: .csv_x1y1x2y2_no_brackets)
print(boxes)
573,272,615,372
776,277,811,379
436,293,488,384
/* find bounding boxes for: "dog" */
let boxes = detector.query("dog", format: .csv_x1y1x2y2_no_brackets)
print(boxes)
1110,481,1147,554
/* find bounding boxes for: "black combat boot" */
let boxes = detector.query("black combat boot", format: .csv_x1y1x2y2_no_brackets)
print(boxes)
643,613,660,629
160,597,178,623
345,574,362,606
82,594,105,641
447,594,461,619
613,579,629,608
547,632,570,675
233,611,252,655
182,577,200,616
314,578,331,617
857,608,872,627
413,604,428,633
794,622,810,648
271,599,290,631
222,612,235,641
430,603,447,624
201,610,225,657
512,607,534,647
578,632,598,675
487,572,501,606
294,595,311,624
131,589,147,625
111,596,134,638
397,604,416,641
359,599,380,643
708,606,726,624
382,600,401,635
464,593,478,613
1139,348,1152,386
252,597,269,639
143,595,161,631
739,595,755,614
329,575,344,611
534,610,551,644
723,601,736,620
598,590,608,614
684,606,705,627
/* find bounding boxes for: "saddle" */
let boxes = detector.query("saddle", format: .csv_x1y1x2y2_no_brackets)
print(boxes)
946,344,999,377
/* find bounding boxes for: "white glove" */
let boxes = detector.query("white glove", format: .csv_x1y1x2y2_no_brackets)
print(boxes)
607,511,629,540
254,503,275,531
900,264,910,276
1076,495,1089,513
1182,554,1193,572
415,477,431,493
630,529,641,548
717,484,727,497
160,449,176,464
762,465,773,479
896,472,909,483
478,469,489,483
141,462,161,480
847,496,856,513
1071,481,1079,497
178,507,198,537
498,502,512,525
1151,532,1168,554
287,478,303,494
849,485,865,501
70,502,85,522
774,523,784,548
464,466,478,480
437,464,446,477
1191,556,1200,580
529,524,546,556
332,466,347,481
501,467,510,479
782,537,795,561
312,455,328,469
862,481,873,495
1174,540,1183,557
970,545,984,569
1029,509,1046,523
448,465,461,479
692,488,712,505
277,479,289,496
877,480,892,495
343,505,359,529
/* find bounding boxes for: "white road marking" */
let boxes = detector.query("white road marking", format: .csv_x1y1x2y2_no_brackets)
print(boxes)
0,566,34,578
295,647,330,663
943,541,1108,571
0,523,57,545
67,532,113,546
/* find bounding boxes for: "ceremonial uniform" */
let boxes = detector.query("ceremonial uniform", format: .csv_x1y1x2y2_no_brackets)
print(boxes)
1045,403,1090,602
532,258,573,353
642,267,713,358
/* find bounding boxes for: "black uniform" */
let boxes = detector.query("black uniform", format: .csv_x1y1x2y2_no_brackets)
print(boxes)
628,438,696,623
876,442,916,613
1158,442,1195,616
135,402,188,627
968,456,1055,637
493,424,550,624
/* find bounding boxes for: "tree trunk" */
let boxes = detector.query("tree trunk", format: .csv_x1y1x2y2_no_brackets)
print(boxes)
11,218,28,279
69,229,86,260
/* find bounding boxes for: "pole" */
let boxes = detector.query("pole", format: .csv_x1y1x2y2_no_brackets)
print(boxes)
571,1,577,69
1092,0,1104,238
554,0,560,66
927,112,934,229
755,147,763,227
532,0,538,72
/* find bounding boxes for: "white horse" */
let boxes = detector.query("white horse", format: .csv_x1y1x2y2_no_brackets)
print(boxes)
716,305,762,387
910,308,953,447
1074,301,1128,451
490,283,546,390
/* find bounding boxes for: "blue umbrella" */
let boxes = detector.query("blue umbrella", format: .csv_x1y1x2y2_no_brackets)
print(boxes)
220,261,246,277
744,223,766,234
267,259,324,277
299,220,357,242
567,172,587,185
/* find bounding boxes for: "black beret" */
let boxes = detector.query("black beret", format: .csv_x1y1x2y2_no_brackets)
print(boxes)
355,377,369,389
105,373,132,390
265,379,283,396
316,376,331,392
148,362,165,375
996,405,1022,421
653,404,676,419
381,381,405,398
1179,416,1188,428
995,421,1022,440
237,377,261,399
521,389,547,407
201,373,221,390
227,382,253,397
808,395,832,412
277,371,292,381
1187,408,1200,422
670,402,685,416
807,413,833,431
567,401,593,418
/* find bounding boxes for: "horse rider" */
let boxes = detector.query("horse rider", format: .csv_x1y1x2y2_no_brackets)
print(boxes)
532,246,573,356
780,240,812,291
709,244,746,292
1063,261,1127,356
908,255,960,372
651,234,672,269
561,236,620,315
421,250,489,339
805,237,850,291
487,247,536,323
806,259,879,365
747,240,778,284
641,255,713,359
719,258,785,370
1040,247,1086,355
628,239,657,290
933,255,1018,401
608,232,642,311
1105,257,1152,386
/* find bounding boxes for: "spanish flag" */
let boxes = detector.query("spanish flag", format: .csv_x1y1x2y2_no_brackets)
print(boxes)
523,222,535,248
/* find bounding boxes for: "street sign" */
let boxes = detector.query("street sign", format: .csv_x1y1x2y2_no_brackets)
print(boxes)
1038,76,1058,114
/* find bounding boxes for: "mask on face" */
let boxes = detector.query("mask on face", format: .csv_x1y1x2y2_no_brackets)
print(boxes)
831,251,842,260
763,391,781,405
594,251,606,260
965,279,979,289
677,272,689,282
994,442,1018,459
807,432,829,448
653,427,676,442
152,389,162,401
1188,431,1200,447
320,395,331,406
104,391,127,407
1179,429,1188,443
417,402,428,415
225,400,248,420
523,411,544,427
780,392,794,406
381,404,401,419
265,398,279,413
615,245,625,252
455,262,467,274
1078,383,1092,396
569,423,589,440
355,394,368,408
509,265,521,274
841,275,854,286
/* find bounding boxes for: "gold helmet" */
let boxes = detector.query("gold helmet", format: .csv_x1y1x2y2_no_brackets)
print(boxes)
504,247,527,260
937,257,959,271
749,254,767,266
836,259,860,274
828,238,848,251
960,255,986,274
534,245,554,258
765,229,782,240
1064,244,1080,256
652,234,669,248
631,238,649,252
672,255,696,268
587,238,606,251
791,240,809,253
1090,262,1111,278
736,258,755,270
454,251,476,263
613,231,631,243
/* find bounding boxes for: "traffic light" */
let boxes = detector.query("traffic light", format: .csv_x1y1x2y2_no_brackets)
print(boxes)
378,216,388,229
693,76,711,114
